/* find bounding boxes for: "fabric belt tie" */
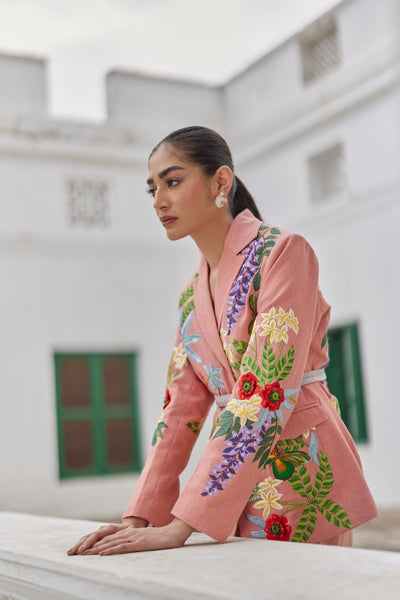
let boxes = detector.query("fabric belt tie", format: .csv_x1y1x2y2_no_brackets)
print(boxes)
214,368,326,408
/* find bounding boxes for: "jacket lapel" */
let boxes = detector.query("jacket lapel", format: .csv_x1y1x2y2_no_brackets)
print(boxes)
215,210,262,330
193,210,262,383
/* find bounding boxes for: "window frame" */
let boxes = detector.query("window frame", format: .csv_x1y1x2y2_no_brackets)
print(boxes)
54,351,142,479
325,323,368,443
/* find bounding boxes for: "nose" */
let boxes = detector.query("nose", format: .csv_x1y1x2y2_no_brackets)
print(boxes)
153,188,169,211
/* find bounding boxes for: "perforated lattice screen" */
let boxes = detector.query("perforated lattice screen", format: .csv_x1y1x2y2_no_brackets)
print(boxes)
300,15,342,85
68,179,110,227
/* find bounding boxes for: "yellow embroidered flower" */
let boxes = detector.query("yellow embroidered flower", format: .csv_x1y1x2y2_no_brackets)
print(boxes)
226,395,261,427
260,317,278,338
286,308,299,334
275,306,288,327
172,342,187,368
273,324,288,344
260,306,299,342
260,308,276,327
220,328,235,365
254,477,283,520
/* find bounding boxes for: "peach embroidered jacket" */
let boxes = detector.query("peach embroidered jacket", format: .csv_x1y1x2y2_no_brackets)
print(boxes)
123,209,377,543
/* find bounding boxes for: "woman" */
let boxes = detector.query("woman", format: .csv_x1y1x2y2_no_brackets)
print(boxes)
68,126,377,556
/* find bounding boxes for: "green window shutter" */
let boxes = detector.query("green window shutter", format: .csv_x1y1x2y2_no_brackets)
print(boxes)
325,323,368,443
55,352,142,479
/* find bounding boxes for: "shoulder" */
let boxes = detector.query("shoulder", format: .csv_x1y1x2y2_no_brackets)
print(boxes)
257,224,319,273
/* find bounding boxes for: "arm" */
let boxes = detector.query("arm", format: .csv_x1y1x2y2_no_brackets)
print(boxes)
69,310,212,555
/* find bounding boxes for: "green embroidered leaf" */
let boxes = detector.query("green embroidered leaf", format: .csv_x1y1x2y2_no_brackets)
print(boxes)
232,416,241,434
313,452,334,499
261,342,275,384
179,285,194,307
232,339,248,355
276,437,305,450
289,465,313,498
274,346,295,381
151,421,167,446
231,361,242,371
242,356,262,380
315,499,352,529
253,270,261,291
186,421,201,434
253,428,276,463
291,504,318,543
212,411,234,440
249,294,258,314
249,492,262,503
269,228,281,235
166,372,179,387
321,331,328,349
264,240,276,248
193,272,199,278
181,298,195,325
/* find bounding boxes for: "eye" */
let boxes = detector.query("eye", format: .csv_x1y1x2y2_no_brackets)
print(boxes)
146,187,156,197
167,178,180,188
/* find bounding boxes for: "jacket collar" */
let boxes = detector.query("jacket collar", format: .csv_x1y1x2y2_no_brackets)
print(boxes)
194,210,262,383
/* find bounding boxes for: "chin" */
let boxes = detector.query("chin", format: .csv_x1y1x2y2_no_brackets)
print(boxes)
166,229,186,241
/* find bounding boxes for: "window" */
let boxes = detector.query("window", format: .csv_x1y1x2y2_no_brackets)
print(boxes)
308,143,346,204
300,14,341,85
325,324,368,443
68,178,110,227
55,352,142,479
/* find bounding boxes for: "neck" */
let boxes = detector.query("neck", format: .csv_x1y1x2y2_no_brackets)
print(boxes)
191,211,233,271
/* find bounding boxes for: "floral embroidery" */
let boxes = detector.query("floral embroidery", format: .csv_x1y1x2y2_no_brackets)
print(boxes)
179,309,201,364
152,415,167,446
172,342,187,369
225,396,261,427
225,225,282,334
260,381,285,412
250,477,283,519
201,427,260,497
226,237,264,334
238,373,259,399
260,306,298,343
220,328,235,366
265,514,292,541
187,421,202,434
203,362,226,392
247,435,352,542
163,389,171,409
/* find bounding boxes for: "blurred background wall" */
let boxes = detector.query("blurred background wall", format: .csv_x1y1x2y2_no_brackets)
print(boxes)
0,0,399,519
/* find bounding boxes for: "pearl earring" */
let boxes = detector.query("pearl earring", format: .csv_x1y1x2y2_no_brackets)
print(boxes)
215,194,228,208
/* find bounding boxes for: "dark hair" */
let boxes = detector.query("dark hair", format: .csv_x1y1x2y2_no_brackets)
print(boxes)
150,126,262,220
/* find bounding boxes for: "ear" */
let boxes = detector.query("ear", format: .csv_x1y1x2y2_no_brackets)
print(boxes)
214,166,234,198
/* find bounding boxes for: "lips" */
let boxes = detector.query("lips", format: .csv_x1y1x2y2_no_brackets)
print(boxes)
160,216,178,227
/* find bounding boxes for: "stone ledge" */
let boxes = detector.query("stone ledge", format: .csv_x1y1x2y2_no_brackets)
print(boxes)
1,512,399,600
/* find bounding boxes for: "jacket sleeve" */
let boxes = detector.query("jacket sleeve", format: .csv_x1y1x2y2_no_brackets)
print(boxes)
122,323,214,526
172,233,323,541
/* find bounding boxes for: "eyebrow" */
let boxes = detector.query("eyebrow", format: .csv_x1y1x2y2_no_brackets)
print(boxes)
146,165,185,185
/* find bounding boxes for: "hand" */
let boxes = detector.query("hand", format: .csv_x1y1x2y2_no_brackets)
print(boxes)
69,518,194,556
67,516,148,556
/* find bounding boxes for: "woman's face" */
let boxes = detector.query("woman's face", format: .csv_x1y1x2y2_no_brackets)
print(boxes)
147,143,218,241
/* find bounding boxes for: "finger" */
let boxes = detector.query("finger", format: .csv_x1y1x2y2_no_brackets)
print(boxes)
68,533,96,555
100,542,137,556
72,525,120,554
84,534,138,555
91,531,131,549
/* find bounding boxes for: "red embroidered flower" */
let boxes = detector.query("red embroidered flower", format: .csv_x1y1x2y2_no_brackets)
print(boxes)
264,513,291,541
163,389,171,409
260,381,284,411
238,373,260,399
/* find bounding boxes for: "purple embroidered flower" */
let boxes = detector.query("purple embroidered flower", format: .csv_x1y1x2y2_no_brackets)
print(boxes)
201,427,262,497
226,237,263,334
